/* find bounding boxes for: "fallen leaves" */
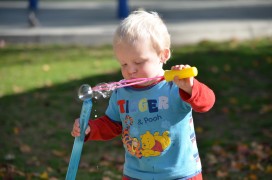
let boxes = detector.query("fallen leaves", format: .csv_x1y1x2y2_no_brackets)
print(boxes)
259,104,272,114
26,156,41,166
204,142,272,179
1,146,66,179
13,127,20,135
195,127,203,134
216,169,229,178
210,66,219,74
102,170,122,180
4,154,15,161
229,97,238,105
51,150,66,157
12,85,24,94
0,164,59,180
19,144,32,153
99,153,124,172
266,165,272,173
40,171,49,179
42,64,51,72
223,64,232,72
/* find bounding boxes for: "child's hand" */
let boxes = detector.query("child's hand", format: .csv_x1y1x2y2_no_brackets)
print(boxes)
71,118,91,137
172,65,194,95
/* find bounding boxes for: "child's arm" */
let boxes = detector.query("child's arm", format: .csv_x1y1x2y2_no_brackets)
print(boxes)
71,115,122,141
179,78,215,112
86,116,122,141
172,65,194,95
171,65,215,112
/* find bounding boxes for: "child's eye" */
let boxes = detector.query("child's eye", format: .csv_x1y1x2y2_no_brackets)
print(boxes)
135,61,143,65
121,64,127,67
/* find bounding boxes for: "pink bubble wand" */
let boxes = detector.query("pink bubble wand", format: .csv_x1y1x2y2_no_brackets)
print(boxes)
91,76,160,91
91,67,198,93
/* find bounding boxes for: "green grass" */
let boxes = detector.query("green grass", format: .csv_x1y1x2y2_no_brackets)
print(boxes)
0,38,272,179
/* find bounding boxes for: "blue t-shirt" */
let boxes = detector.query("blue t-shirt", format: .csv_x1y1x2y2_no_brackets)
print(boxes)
106,80,201,180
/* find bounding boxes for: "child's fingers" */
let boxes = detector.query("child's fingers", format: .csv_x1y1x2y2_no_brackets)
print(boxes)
74,119,80,131
183,64,191,69
171,65,183,70
173,76,185,86
71,130,79,137
171,64,191,70
85,126,91,135
71,118,81,137
71,128,80,137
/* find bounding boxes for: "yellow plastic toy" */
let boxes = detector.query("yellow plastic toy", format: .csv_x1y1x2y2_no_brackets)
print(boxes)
164,67,198,82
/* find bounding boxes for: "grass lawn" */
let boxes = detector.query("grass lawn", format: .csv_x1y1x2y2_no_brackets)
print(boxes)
0,38,271,179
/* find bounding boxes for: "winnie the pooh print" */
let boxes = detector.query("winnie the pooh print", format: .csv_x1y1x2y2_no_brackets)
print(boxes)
140,131,171,157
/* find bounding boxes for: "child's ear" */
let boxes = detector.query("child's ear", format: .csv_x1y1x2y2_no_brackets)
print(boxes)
160,48,170,64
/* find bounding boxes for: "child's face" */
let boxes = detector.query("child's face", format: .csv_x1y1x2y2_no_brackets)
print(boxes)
114,39,165,83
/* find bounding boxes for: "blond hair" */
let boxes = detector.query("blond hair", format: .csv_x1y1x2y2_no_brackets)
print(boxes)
113,10,171,54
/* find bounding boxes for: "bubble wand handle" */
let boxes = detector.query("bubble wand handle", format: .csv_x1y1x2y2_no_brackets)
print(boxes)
66,85,93,180
164,67,198,82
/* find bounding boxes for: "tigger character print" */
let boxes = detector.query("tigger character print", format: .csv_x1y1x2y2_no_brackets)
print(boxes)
122,115,171,158
122,115,142,158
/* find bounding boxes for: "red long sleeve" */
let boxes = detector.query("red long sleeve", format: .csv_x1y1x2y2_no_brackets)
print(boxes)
85,115,122,141
179,79,215,112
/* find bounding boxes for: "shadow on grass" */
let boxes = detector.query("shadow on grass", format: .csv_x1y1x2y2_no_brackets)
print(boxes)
0,71,125,179
0,39,272,179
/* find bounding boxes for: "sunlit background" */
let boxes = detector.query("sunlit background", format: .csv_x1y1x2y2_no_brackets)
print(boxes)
0,0,271,179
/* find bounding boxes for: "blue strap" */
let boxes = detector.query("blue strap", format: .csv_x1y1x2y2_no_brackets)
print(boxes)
66,99,93,180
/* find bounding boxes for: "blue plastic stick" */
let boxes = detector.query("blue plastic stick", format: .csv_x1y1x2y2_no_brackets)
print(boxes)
66,98,93,180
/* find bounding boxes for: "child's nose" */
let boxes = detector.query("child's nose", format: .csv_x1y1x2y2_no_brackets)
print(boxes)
127,66,137,74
